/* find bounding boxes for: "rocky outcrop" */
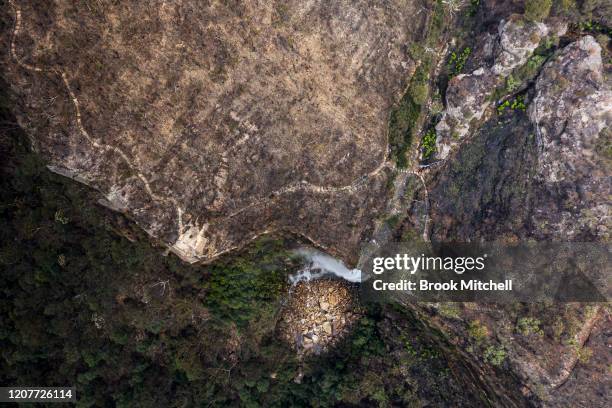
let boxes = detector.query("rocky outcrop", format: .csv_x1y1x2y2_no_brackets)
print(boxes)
530,36,610,182
277,279,359,357
528,35,611,239
428,34,611,242
418,33,611,408
435,16,567,159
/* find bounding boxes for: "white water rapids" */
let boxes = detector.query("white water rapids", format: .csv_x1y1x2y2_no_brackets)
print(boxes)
289,248,362,284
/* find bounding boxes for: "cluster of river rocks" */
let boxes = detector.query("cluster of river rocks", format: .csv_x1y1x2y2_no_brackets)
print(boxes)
278,278,360,356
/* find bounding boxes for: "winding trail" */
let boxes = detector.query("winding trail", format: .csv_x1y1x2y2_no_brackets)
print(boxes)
9,0,182,215
9,0,431,262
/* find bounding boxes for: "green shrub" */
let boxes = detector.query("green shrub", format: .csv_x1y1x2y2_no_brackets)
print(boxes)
524,0,552,21
497,95,526,114
517,55,547,81
438,303,461,319
422,128,437,160
560,0,576,12
447,47,472,78
505,74,521,93
510,96,527,111
385,214,402,229
578,20,612,36
483,345,506,366
517,317,544,336
389,63,430,168
468,320,489,344
468,0,480,16
576,346,593,363
411,82,429,105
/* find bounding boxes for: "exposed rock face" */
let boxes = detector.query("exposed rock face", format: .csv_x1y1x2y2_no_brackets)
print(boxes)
417,32,611,407
492,18,552,76
435,16,567,159
529,35,611,239
435,67,497,157
530,36,610,176
4,0,430,264
428,35,611,242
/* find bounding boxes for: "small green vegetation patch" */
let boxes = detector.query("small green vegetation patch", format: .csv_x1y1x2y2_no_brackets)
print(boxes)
467,0,480,17
389,62,431,168
468,319,489,344
421,128,437,160
447,47,472,78
524,0,552,22
516,54,547,83
516,317,544,337
483,345,507,366
578,20,612,36
388,0,452,168
497,95,527,114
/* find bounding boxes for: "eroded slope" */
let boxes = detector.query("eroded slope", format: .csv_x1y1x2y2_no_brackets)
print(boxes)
4,0,431,263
